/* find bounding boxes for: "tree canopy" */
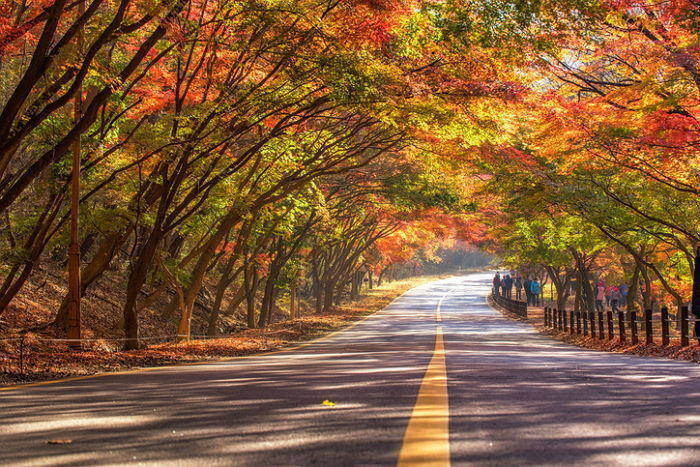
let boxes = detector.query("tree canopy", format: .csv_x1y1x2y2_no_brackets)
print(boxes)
0,0,698,345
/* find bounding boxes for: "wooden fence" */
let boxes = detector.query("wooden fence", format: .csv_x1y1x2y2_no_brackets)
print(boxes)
543,306,699,346
491,289,528,319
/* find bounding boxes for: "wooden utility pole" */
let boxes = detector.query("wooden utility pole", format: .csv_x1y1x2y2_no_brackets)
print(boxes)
289,285,296,319
67,1,85,349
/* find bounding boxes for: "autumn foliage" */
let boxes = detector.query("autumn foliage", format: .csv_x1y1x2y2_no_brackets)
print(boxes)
0,0,487,350
1,0,697,353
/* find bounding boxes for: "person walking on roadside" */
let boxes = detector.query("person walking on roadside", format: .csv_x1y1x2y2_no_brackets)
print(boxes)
515,275,523,301
530,279,541,307
605,284,613,308
619,283,628,309
493,272,501,296
503,274,513,299
524,277,532,305
595,281,605,312
610,286,621,313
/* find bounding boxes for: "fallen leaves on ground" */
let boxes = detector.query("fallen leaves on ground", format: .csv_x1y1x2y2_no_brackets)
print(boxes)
0,273,458,386
499,305,700,364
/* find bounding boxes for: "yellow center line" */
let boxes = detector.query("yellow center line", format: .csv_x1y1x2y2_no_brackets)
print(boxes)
398,326,450,467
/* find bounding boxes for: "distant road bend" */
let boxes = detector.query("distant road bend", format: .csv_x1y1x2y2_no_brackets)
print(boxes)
2,272,700,466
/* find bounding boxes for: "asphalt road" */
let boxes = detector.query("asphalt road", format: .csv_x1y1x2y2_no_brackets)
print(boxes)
2,272,700,466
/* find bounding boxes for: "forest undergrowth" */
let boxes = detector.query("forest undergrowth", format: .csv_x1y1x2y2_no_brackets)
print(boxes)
0,272,462,386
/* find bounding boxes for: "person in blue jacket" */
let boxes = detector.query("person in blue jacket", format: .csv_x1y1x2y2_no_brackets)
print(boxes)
530,279,542,307
619,283,628,309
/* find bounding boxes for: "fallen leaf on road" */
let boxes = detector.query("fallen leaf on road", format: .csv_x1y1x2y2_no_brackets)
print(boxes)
47,439,73,445
321,400,336,407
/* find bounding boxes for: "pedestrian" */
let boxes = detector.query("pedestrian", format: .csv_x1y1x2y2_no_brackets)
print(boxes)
524,277,532,305
515,275,523,301
610,286,621,313
503,274,513,299
605,284,613,308
619,283,628,308
493,272,501,296
530,278,541,307
595,281,605,312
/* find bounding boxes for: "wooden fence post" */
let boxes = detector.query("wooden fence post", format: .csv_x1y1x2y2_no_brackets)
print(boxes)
569,310,575,335
661,307,670,346
544,307,549,327
554,308,564,331
560,308,565,330
645,309,653,345
589,311,596,337
551,308,556,330
583,310,588,337
562,309,567,332
597,312,604,339
560,309,565,330
290,286,296,319
576,311,582,335
617,311,626,343
19,335,25,375
680,306,689,347
630,311,638,345
607,311,614,340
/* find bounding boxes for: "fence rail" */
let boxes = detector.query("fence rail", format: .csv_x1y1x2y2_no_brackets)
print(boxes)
0,332,247,375
491,289,528,319
543,306,700,347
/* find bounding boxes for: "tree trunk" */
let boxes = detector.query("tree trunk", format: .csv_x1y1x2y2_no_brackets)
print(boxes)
377,266,390,286
53,231,126,328
243,266,259,329
323,279,335,313
639,262,653,311
572,251,596,315
258,272,276,328
207,275,243,336
545,266,570,311
123,229,163,350
176,209,241,339
351,270,360,300
267,287,280,326
627,263,641,311
315,283,324,314
289,285,296,319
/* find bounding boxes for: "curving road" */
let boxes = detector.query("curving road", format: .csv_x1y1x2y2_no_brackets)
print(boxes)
2,272,700,466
